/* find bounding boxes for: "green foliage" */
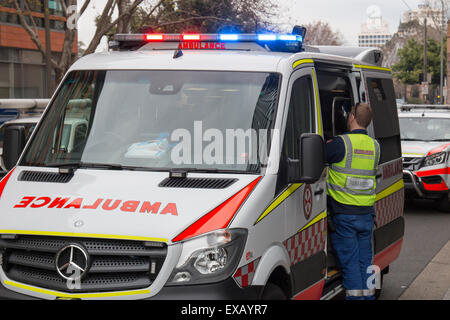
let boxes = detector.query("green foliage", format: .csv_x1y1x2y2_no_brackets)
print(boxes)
393,37,447,85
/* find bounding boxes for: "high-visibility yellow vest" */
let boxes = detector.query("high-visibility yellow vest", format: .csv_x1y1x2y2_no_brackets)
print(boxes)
327,134,381,207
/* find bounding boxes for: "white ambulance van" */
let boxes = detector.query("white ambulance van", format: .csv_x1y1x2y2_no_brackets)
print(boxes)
0,28,404,300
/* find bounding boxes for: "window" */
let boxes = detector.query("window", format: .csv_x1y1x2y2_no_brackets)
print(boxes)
317,72,353,141
283,76,315,160
366,77,401,163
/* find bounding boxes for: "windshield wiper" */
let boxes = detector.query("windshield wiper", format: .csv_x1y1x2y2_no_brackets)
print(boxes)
45,162,124,170
425,139,450,142
170,167,252,174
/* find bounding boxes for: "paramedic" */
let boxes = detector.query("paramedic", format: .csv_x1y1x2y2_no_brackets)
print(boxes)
326,102,381,300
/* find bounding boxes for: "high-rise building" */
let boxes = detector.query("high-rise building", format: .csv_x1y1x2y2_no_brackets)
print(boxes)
358,5,392,48
0,1,77,99
402,3,446,27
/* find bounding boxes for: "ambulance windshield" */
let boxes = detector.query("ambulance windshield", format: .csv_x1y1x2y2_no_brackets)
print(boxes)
400,117,450,142
21,70,280,173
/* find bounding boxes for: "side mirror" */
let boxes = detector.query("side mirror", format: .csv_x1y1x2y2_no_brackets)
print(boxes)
3,126,26,171
288,133,325,184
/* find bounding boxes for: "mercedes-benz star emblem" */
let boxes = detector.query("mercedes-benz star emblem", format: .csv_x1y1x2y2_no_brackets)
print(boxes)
55,244,90,281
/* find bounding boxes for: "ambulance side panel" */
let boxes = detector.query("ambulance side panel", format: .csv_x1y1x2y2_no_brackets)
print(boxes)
244,64,327,299
360,70,405,271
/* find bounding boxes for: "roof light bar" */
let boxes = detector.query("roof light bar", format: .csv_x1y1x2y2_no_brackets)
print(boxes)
145,34,163,41
219,34,239,41
257,34,277,41
112,31,305,52
279,35,301,41
183,34,201,41
115,33,303,43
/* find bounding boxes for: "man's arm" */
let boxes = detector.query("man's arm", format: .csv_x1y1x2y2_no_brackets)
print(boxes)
326,137,345,164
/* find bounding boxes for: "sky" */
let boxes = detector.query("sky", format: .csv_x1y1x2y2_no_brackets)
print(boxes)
77,0,426,51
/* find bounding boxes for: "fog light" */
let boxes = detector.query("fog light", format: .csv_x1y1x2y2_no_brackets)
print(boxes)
172,271,191,283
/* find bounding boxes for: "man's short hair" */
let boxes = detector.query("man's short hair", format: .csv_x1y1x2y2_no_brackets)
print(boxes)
352,103,373,128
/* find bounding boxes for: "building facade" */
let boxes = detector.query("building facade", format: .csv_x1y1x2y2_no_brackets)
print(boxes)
402,3,446,27
358,6,392,48
0,1,77,99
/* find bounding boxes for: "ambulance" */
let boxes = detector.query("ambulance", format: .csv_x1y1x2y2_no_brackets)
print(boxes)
400,105,450,212
0,27,404,300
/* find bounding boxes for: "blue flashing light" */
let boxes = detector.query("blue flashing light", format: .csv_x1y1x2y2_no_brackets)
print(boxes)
279,34,301,41
219,34,239,41
258,34,277,41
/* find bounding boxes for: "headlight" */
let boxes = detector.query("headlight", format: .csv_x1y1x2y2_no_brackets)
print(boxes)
423,152,447,168
167,228,247,286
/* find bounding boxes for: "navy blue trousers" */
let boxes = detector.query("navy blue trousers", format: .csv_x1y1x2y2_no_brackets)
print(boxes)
330,213,376,300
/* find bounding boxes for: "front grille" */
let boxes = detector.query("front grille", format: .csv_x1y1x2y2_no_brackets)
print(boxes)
403,157,423,171
0,236,167,293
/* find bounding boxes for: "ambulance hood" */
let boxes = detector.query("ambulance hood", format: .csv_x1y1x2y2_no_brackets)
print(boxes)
401,140,449,158
0,168,258,244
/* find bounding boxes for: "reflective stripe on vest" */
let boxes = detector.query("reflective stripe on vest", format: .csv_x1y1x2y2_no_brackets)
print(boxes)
327,134,380,207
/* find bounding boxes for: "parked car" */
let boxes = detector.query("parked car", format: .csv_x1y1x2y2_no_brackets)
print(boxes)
400,105,450,211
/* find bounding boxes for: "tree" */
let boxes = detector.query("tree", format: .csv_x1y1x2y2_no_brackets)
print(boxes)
1,0,164,85
129,0,278,34
392,39,423,84
392,38,446,85
303,21,343,46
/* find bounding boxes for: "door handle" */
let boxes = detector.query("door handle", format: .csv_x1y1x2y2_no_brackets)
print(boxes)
314,189,324,196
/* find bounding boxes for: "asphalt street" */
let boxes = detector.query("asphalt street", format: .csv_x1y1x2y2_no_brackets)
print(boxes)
379,198,450,300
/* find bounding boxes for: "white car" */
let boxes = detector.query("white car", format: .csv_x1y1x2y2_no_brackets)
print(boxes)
399,105,450,211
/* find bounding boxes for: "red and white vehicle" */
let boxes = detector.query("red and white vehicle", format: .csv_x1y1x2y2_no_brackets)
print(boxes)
400,105,450,211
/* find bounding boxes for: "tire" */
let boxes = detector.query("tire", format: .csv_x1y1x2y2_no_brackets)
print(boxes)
436,193,450,212
261,282,287,300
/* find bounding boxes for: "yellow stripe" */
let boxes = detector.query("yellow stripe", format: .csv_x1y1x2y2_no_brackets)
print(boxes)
4,280,150,299
0,230,168,243
327,269,339,278
403,153,424,156
255,183,303,224
375,179,404,202
298,210,327,233
312,69,323,135
354,64,391,72
293,58,314,69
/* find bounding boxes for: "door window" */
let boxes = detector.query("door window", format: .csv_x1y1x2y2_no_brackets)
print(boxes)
283,76,315,160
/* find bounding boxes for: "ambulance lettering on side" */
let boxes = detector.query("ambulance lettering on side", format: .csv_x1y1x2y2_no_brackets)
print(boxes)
14,196,178,215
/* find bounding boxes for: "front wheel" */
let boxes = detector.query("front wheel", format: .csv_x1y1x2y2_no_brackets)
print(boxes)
261,282,287,300
436,193,450,212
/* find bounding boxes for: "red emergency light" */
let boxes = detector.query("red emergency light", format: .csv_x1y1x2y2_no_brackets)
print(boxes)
182,34,201,41
145,34,164,41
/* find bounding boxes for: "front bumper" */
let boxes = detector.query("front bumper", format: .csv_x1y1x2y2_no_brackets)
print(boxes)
0,281,39,300
403,170,448,199
0,278,264,300
148,278,264,300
